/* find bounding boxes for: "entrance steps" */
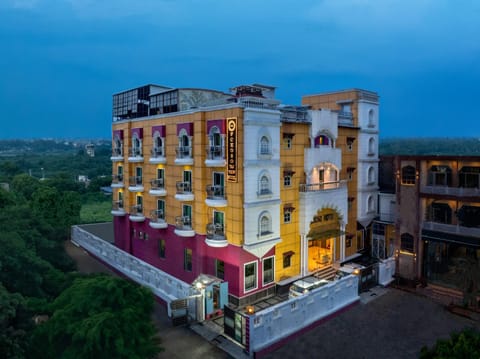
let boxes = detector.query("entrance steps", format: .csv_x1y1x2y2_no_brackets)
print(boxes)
313,265,337,281
422,284,463,306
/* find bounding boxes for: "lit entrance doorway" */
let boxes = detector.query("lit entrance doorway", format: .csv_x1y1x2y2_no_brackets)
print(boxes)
307,208,342,272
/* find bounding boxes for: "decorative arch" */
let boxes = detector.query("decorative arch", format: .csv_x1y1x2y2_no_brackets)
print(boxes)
368,166,375,184
367,195,375,213
258,210,272,236
368,109,375,127
258,170,272,196
314,130,335,148
368,137,375,155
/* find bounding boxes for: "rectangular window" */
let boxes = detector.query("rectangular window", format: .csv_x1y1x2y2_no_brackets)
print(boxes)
284,175,291,187
215,259,225,280
284,210,291,224
263,257,274,285
157,199,165,219
244,261,257,292
184,248,192,271
283,254,292,268
183,205,192,227
158,239,165,258
284,137,292,149
136,167,143,184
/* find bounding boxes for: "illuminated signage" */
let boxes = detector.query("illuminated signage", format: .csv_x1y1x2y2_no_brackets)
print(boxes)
227,117,237,183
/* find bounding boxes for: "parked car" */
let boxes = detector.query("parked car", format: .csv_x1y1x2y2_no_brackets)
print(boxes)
289,276,330,298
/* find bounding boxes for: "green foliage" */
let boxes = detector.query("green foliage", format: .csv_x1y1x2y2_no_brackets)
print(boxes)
0,284,32,359
80,200,113,224
420,328,480,358
10,174,41,201
30,275,162,359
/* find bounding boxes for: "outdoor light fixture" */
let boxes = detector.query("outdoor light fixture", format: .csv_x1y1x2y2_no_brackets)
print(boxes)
246,305,255,315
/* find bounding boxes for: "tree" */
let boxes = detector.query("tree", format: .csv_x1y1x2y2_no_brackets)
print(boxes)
11,173,41,201
0,284,32,359
30,275,162,359
420,328,480,358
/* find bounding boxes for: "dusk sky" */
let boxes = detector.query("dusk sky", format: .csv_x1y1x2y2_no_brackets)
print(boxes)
1,0,479,139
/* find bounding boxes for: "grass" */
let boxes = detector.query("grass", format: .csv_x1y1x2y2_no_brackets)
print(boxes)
80,199,113,224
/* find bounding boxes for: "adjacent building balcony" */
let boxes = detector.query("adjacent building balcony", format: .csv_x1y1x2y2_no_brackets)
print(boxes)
128,176,144,192
205,223,228,247
299,180,347,192
111,174,124,188
205,145,226,167
111,200,126,216
110,147,123,161
128,147,144,163
149,147,166,164
174,146,193,165
421,185,480,198
175,181,194,201
149,178,166,196
149,210,168,229
129,205,145,222
174,216,195,237
422,221,480,238
337,111,354,126
205,184,227,207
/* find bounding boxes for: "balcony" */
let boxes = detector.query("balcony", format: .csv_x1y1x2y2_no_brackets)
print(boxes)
421,185,480,198
128,147,144,163
422,221,480,238
149,178,166,196
149,147,166,164
299,180,347,192
205,145,225,167
205,184,227,207
174,146,193,165
338,111,354,126
128,176,144,192
110,147,123,161
205,223,228,248
174,216,195,237
129,205,145,222
111,200,126,216
149,210,168,229
111,174,124,188
175,181,194,201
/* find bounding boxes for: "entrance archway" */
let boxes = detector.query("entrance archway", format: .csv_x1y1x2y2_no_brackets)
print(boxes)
307,208,343,272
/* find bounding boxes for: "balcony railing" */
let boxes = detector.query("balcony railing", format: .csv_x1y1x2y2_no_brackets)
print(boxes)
421,185,480,197
150,209,165,221
112,174,123,183
176,181,192,194
130,204,143,215
112,200,124,211
129,147,143,157
206,184,225,199
422,221,480,238
206,223,226,241
299,180,346,192
151,147,165,157
175,146,192,159
150,178,165,190
112,147,123,157
205,145,224,160
175,216,192,230
129,176,143,186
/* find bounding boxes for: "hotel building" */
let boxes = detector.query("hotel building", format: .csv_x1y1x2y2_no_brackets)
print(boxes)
110,83,380,307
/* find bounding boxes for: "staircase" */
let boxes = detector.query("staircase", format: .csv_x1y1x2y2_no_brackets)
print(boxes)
313,265,337,281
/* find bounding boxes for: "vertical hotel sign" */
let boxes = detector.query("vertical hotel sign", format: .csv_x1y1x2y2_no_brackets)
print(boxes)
227,117,237,182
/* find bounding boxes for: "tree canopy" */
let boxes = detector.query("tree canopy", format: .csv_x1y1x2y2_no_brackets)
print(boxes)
30,275,161,359
420,328,480,358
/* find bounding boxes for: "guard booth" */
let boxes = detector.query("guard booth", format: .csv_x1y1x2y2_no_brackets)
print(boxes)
192,274,228,321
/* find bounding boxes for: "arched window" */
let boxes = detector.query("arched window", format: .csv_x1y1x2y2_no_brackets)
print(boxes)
259,173,271,195
259,136,271,155
153,132,163,156
368,166,375,184
114,136,123,156
401,166,416,185
368,137,375,155
259,212,272,236
178,129,191,157
131,134,142,156
368,109,375,127
400,233,414,252
367,195,375,213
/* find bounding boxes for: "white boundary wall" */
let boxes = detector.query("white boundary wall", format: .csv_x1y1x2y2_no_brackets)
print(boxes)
71,225,191,316
378,257,396,286
248,275,360,354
